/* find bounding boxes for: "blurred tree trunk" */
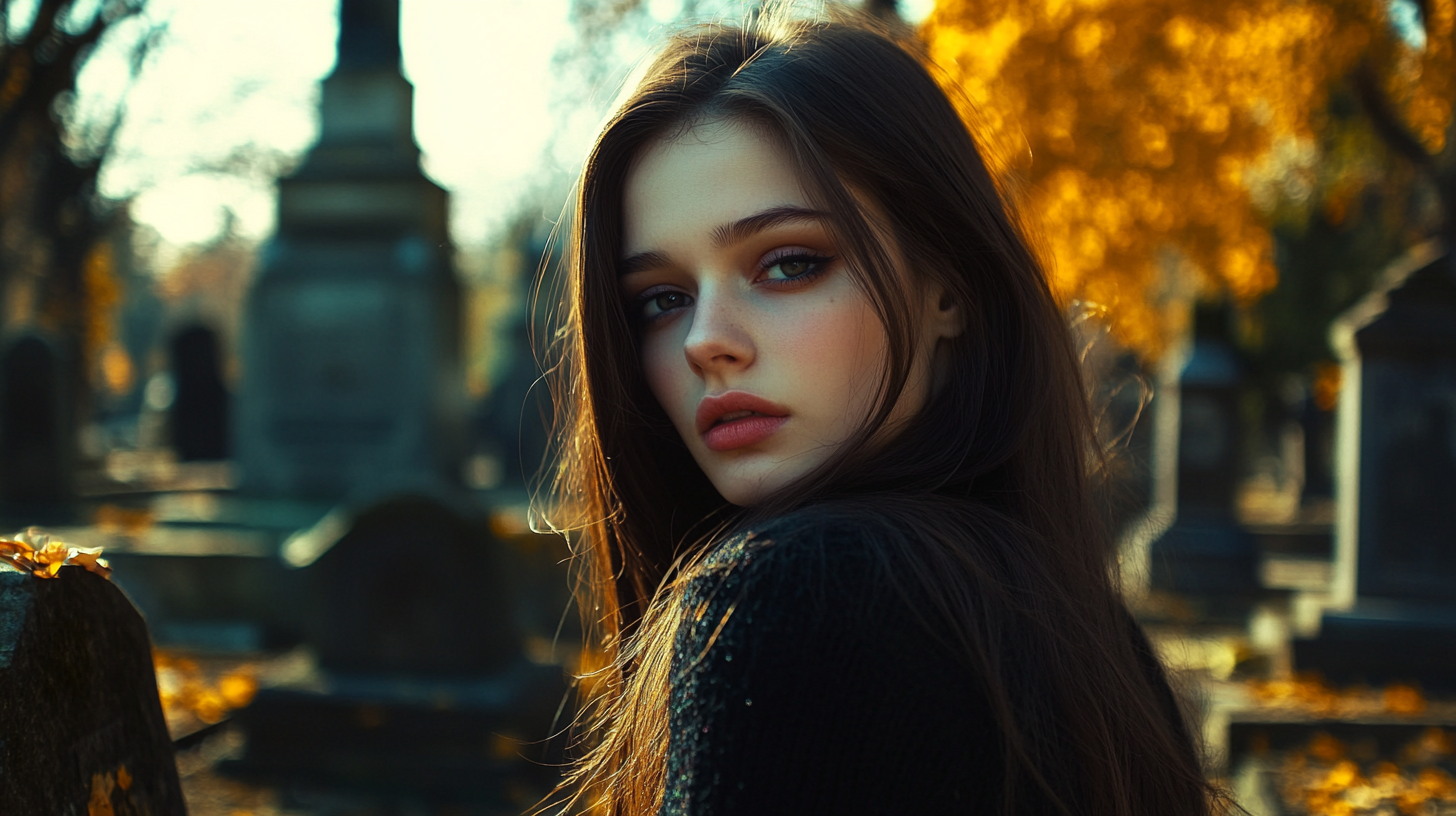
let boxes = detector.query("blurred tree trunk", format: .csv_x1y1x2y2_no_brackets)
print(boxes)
0,0,151,490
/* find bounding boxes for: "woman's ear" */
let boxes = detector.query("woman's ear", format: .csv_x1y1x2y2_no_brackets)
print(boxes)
925,283,965,340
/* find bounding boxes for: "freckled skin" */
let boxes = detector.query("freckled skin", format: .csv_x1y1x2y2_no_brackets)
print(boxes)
620,121,955,506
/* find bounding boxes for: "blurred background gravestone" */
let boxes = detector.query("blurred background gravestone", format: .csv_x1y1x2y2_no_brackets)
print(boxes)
1144,301,1263,619
0,566,185,814
168,324,231,462
0,334,73,507
225,494,566,808
1294,243,1456,690
235,0,465,502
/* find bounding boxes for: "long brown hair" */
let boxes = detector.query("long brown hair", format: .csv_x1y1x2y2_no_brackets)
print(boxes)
543,8,1221,815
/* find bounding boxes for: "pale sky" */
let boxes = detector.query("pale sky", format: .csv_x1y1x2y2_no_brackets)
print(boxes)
76,0,935,250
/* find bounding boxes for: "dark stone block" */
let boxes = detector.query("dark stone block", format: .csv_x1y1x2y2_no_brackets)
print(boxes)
108,549,306,653
1150,521,1261,595
1293,601,1456,692
1250,523,1333,558
0,568,185,813
0,334,71,502
168,324,230,462
224,660,568,802
304,495,518,676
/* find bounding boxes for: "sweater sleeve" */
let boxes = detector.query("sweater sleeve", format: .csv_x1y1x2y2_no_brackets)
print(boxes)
658,528,998,816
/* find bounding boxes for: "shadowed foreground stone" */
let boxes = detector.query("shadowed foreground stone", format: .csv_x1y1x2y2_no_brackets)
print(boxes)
0,567,185,814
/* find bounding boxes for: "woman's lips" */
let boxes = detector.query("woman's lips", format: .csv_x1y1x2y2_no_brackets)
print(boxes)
703,415,790,452
696,391,789,452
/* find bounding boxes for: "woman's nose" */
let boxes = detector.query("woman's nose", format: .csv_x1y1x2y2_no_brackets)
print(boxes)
683,288,754,378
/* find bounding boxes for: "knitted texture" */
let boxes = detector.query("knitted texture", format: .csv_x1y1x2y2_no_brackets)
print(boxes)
660,522,999,814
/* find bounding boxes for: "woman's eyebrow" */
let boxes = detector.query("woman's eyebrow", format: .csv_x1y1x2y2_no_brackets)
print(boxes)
709,205,829,248
618,206,829,277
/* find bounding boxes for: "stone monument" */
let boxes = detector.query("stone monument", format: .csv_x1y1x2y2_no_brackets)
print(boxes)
1144,302,1262,610
1294,242,1456,689
225,495,567,806
0,565,185,813
236,0,465,500
168,323,230,461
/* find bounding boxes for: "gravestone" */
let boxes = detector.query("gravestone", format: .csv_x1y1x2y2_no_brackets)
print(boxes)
0,333,72,504
168,324,230,461
1146,303,1261,608
225,495,567,804
304,495,517,674
236,0,465,500
0,566,185,813
1294,243,1456,689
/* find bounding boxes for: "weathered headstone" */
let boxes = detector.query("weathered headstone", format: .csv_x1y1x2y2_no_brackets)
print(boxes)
225,495,567,804
1295,243,1456,689
305,495,517,674
168,324,230,462
236,0,464,500
1146,303,1261,607
0,333,72,504
0,566,185,813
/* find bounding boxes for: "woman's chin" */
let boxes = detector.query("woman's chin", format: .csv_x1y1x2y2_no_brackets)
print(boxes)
706,462,809,508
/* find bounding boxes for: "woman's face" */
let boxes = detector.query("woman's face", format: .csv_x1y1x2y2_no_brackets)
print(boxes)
619,120,957,506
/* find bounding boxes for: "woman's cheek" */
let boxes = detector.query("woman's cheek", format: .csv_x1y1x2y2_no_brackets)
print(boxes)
771,298,886,432
642,334,695,435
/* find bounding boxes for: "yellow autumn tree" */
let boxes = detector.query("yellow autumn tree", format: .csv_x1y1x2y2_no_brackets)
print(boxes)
922,0,1455,358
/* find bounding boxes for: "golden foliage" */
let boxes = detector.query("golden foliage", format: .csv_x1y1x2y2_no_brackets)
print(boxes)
1249,674,1431,718
923,0,1453,358
153,650,259,728
0,528,110,579
1278,730,1456,815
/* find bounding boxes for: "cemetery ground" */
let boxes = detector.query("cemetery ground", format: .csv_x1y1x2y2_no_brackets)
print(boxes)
3,451,576,816
4,436,1452,815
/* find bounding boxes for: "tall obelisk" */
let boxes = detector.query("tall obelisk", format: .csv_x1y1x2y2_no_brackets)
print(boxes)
236,0,464,499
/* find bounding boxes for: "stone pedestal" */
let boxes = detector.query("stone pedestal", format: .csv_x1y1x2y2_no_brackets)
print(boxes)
0,567,185,813
1146,303,1262,614
1294,243,1456,689
236,0,464,501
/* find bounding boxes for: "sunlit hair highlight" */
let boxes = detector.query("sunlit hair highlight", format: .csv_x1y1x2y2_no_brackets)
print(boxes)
540,8,1226,815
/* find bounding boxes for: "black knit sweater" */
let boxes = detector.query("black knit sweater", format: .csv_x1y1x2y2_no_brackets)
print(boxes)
657,517,1183,815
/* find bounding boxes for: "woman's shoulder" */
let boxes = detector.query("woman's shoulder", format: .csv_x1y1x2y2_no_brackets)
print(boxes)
662,504,998,813
687,505,904,608
674,503,956,672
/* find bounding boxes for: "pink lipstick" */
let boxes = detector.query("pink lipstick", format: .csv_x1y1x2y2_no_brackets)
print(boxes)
696,392,789,452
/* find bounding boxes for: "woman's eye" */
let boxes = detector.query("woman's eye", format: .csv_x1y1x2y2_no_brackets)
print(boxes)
639,289,693,320
762,253,833,282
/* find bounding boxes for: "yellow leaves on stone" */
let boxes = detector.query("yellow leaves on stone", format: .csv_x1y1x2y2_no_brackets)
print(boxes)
0,529,110,579
922,0,1453,359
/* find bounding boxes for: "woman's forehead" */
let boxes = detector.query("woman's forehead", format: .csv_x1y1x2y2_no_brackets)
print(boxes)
621,120,814,256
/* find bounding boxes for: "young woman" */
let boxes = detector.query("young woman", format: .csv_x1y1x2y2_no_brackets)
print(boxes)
543,9,1221,815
